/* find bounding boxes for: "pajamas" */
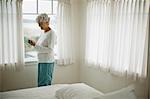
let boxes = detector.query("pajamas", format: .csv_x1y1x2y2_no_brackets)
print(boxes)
38,63,54,87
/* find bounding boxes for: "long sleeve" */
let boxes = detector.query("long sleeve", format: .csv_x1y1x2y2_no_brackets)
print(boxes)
34,45,52,53
34,30,57,53
35,30,57,63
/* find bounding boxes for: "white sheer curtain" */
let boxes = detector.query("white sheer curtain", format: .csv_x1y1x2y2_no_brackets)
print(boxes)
0,0,24,71
85,0,150,78
56,0,74,65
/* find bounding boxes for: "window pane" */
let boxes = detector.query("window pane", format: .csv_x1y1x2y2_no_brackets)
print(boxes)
23,0,37,14
23,15,41,52
38,0,52,14
53,0,58,14
23,15,41,38
49,15,57,31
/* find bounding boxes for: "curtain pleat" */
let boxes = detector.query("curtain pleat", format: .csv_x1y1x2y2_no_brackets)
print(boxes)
0,0,24,71
56,0,75,65
85,0,150,78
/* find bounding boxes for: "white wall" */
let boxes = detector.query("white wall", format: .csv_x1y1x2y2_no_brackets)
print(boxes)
80,66,148,99
2,63,79,91
0,72,1,99
1,0,81,92
2,64,37,91
79,1,149,99
0,72,1,92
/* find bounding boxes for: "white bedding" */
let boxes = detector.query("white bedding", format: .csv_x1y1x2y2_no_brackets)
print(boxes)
1,84,69,99
1,83,137,99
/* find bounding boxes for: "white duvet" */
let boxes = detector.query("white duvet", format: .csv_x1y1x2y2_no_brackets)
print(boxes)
1,84,69,99
1,83,137,99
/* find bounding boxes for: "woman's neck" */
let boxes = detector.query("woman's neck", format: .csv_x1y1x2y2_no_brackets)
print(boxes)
44,27,51,33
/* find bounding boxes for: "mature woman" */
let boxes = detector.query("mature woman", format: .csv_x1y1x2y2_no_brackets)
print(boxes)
28,13,57,87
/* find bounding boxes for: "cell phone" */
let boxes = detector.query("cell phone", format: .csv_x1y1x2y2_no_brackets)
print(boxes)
28,39,31,43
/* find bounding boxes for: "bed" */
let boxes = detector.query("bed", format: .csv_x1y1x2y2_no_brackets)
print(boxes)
1,84,68,99
1,83,137,99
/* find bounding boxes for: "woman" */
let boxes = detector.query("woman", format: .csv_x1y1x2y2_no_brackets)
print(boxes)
28,13,57,87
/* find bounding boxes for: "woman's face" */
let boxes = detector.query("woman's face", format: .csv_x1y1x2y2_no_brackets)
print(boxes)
38,22,49,30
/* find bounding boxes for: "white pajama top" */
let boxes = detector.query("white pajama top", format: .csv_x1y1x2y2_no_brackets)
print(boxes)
35,30,57,63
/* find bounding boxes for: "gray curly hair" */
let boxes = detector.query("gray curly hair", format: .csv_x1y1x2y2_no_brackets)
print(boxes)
36,13,50,23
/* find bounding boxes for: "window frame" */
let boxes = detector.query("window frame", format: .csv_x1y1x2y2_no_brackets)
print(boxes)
23,0,57,15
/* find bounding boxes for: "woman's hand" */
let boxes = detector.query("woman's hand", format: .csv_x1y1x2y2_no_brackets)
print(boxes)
28,39,36,46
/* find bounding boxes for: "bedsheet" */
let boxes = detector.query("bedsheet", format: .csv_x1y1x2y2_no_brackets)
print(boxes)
1,84,69,99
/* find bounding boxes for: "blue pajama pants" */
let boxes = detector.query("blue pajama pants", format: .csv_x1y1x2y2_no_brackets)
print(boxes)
38,63,54,87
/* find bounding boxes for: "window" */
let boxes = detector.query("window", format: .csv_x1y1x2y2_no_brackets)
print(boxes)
85,0,149,78
23,0,58,62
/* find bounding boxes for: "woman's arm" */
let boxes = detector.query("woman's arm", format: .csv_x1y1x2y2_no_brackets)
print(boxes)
34,45,52,53
34,32,57,53
28,39,36,46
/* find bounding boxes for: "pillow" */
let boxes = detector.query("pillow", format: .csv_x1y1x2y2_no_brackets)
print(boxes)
95,85,137,99
55,83,104,99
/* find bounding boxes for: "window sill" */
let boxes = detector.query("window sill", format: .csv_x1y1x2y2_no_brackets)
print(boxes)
24,56,74,66
24,51,38,65
25,58,38,66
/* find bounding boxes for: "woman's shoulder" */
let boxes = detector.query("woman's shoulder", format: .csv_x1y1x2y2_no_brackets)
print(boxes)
50,29,56,35
47,29,55,34
47,29,56,37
